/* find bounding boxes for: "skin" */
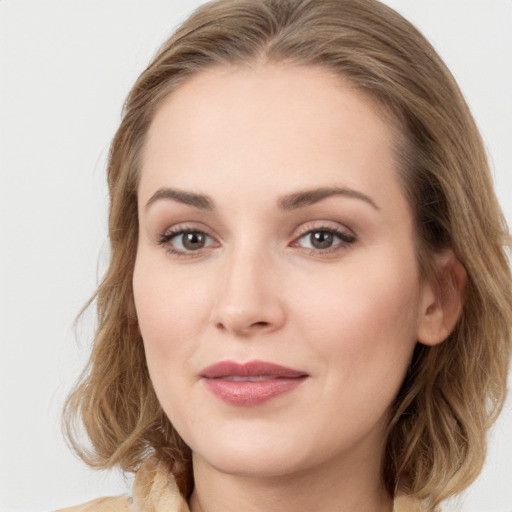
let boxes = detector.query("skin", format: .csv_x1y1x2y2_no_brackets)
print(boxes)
133,64,455,512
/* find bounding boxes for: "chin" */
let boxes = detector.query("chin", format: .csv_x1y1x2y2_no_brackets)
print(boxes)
190,426,314,478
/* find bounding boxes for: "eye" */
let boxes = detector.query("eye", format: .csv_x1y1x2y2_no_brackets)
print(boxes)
294,227,356,253
158,228,217,255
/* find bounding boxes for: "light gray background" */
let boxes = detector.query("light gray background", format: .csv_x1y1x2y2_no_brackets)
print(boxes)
0,1,511,511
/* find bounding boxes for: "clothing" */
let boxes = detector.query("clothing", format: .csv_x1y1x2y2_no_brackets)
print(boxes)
55,457,188,512
55,456,426,512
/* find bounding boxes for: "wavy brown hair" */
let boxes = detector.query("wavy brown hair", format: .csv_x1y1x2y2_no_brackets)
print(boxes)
64,0,512,508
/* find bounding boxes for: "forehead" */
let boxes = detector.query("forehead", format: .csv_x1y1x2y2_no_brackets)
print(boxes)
139,64,405,214
143,64,396,157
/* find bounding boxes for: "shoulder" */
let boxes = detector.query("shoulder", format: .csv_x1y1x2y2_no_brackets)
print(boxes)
54,495,131,512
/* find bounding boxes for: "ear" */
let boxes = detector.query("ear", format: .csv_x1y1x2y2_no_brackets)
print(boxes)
417,251,466,346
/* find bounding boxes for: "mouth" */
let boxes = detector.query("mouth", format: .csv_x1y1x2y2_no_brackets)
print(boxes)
200,360,309,406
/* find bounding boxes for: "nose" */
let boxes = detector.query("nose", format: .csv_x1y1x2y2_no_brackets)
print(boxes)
210,245,286,337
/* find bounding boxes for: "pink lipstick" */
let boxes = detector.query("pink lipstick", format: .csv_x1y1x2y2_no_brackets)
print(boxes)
200,360,308,406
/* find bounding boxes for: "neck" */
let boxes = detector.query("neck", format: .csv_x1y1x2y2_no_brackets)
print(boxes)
189,450,393,512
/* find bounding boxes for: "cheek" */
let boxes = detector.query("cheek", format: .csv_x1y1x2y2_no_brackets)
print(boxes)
132,255,211,384
292,250,421,380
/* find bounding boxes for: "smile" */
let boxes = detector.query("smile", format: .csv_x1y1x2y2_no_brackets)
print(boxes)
200,360,309,406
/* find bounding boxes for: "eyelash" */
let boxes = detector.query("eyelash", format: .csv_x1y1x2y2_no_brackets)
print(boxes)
158,227,217,258
157,225,357,258
292,227,356,256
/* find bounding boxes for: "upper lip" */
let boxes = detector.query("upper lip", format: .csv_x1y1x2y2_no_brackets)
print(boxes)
200,360,308,379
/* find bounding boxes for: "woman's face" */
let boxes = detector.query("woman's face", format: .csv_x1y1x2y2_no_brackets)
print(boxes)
133,65,435,479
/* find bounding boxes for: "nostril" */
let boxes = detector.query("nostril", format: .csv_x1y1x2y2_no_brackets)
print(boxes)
251,321,270,328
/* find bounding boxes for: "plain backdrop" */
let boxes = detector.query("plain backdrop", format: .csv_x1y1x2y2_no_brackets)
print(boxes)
1,1,511,511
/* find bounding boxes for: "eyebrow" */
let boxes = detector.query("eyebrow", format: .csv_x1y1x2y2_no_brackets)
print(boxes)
144,186,379,211
145,188,214,210
278,187,380,211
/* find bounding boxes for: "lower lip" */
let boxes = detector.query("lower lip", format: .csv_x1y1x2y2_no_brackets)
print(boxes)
203,377,307,406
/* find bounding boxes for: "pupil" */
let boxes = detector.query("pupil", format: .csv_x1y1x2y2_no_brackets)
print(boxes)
311,231,333,249
183,232,205,250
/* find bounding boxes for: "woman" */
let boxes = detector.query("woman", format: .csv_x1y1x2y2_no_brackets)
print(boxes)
59,0,512,511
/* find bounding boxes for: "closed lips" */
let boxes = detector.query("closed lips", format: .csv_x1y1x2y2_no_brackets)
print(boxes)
200,360,309,406
222,376,289,381
200,360,308,379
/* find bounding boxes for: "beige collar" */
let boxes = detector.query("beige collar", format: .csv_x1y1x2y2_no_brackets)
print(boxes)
130,456,190,512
